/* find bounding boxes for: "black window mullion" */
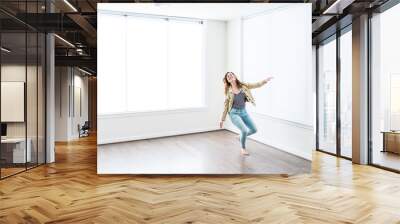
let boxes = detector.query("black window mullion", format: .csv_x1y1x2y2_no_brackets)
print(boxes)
36,0,39,167
25,0,28,171
316,44,320,150
336,29,341,157
367,11,373,165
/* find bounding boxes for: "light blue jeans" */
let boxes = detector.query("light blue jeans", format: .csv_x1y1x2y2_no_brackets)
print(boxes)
229,108,257,149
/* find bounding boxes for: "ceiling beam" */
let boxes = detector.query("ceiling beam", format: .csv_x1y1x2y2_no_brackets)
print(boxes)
67,13,97,39
322,0,356,14
312,15,335,33
55,55,96,71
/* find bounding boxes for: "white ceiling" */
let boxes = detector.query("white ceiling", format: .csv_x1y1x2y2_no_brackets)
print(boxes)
97,3,291,21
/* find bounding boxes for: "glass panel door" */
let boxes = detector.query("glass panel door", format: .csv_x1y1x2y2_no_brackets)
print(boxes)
0,1,46,179
318,37,337,154
1,32,28,177
371,4,400,171
340,29,352,158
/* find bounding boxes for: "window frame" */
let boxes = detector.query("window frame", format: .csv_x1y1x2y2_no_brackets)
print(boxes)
315,24,353,161
97,11,207,116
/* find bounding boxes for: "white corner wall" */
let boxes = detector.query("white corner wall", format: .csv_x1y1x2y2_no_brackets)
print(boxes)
55,66,70,141
55,67,89,141
97,20,226,144
71,73,89,138
225,17,313,161
98,13,313,161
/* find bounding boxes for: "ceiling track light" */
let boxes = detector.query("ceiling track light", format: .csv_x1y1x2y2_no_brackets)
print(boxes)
78,67,93,76
54,34,75,48
63,0,78,12
322,0,355,15
323,1,342,15
1,47,11,53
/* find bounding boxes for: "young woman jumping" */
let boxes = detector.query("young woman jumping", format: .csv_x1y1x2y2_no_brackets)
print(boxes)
219,72,273,155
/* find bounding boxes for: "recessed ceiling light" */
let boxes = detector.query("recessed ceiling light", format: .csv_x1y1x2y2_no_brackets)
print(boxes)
63,0,78,12
322,0,353,15
54,34,75,48
78,67,92,76
1,47,11,53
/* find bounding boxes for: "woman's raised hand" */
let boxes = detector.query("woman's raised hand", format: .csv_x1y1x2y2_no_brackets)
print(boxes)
265,77,274,83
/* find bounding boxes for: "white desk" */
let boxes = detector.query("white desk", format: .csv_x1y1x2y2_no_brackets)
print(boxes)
1,138,31,163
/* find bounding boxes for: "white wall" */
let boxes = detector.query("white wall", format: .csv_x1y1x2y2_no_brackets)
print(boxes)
224,18,243,130
224,14,313,160
1,65,41,137
242,4,313,125
55,67,70,141
98,12,313,161
97,20,226,144
55,67,89,141
1,64,47,163
226,18,242,74
71,74,89,138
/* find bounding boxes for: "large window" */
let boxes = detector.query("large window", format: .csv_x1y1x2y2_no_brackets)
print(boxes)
371,3,400,171
340,29,352,158
98,13,204,115
317,27,353,159
390,74,400,130
318,37,337,154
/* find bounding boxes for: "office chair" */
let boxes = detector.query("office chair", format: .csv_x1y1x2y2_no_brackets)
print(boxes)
79,121,90,138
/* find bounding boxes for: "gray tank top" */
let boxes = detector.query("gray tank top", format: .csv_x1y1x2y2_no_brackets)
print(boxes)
232,90,246,109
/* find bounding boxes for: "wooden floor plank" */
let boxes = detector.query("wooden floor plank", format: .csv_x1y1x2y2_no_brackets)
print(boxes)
98,130,311,174
0,133,400,223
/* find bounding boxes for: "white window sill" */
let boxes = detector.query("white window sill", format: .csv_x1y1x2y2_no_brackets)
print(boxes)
98,106,208,119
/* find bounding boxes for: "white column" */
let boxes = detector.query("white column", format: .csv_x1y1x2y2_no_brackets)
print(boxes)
352,14,369,164
46,33,55,163
45,0,56,163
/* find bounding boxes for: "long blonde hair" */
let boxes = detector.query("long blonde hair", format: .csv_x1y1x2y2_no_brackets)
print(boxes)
223,72,243,95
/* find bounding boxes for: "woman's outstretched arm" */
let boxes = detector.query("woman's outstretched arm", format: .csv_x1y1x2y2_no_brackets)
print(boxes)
245,77,274,89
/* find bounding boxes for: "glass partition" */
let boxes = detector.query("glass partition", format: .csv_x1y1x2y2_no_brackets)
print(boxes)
316,26,353,160
317,36,337,155
0,31,28,177
370,3,400,171
0,2,46,179
339,29,352,158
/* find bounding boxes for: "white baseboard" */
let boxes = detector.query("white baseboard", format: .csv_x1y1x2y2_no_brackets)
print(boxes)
225,126,312,161
249,134,312,160
251,112,313,130
98,126,221,145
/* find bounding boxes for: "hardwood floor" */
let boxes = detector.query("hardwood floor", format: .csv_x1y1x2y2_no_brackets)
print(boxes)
0,167,26,178
98,131,311,174
372,150,400,171
1,134,400,223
